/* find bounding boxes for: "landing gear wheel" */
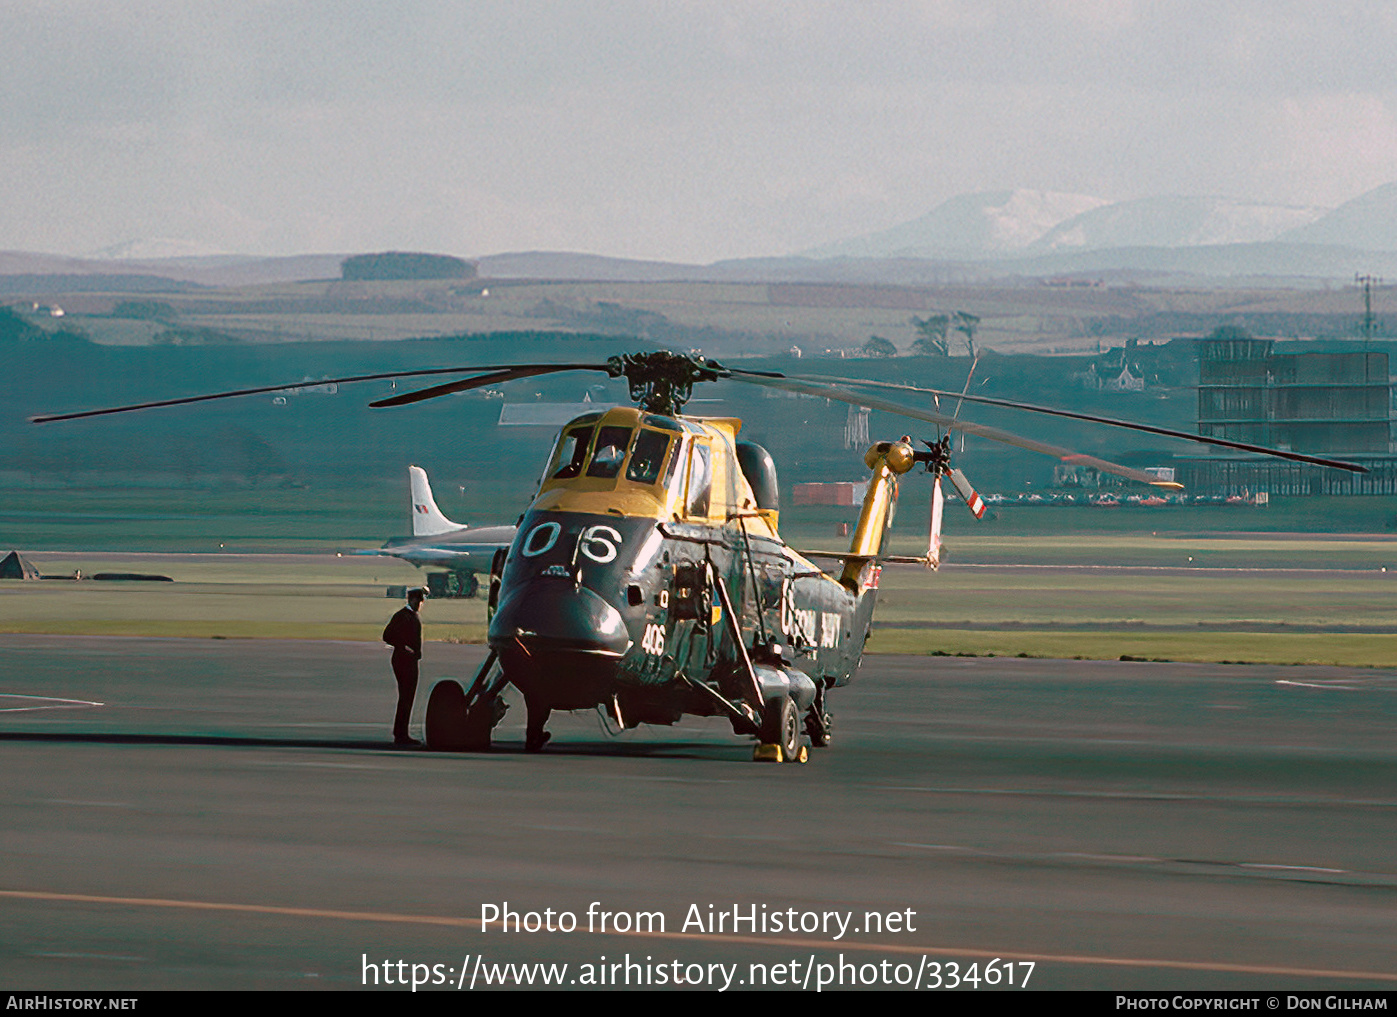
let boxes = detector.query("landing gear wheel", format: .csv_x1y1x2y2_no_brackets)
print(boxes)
759,695,801,763
805,707,832,747
425,680,468,751
461,699,497,752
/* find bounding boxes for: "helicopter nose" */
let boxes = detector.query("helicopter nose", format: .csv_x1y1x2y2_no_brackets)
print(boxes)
489,581,631,656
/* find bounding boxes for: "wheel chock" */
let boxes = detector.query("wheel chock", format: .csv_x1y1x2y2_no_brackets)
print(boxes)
795,744,809,764
753,743,783,763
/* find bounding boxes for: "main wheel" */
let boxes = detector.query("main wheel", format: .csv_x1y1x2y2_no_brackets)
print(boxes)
461,698,498,752
760,695,801,763
805,706,832,747
425,680,469,751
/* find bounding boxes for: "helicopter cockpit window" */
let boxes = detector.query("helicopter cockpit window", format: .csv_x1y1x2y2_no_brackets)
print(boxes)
662,436,684,488
685,441,712,517
551,426,594,480
586,426,634,479
625,429,671,485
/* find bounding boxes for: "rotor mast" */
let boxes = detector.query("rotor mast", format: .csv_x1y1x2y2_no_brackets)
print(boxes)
606,351,727,415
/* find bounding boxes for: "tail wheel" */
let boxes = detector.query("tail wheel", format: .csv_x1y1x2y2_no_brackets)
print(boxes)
760,695,801,763
425,680,468,751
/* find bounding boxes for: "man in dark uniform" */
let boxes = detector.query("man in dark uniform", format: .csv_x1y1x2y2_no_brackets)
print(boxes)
383,588,425,746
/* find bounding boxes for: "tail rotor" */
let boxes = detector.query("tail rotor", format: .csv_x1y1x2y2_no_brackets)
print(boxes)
911,432,984,569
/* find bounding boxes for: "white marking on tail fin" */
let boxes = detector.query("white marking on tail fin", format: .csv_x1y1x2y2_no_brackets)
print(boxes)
927,475,945,570
949,468,986,519
408,465,464,537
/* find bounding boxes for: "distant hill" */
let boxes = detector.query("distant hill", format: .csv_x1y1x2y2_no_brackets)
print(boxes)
991,242,1397,284
7,181,1397,294
1032,196,1325,251
476,251,705,281
802,189,1108,260
0,250,346,287
792,183,1397,281
90,239,237,261
341,251,476,281
1276,183,1397,251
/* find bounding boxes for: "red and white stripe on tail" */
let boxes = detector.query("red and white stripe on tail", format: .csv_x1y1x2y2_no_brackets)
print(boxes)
949,468,986,519
408,465,466,537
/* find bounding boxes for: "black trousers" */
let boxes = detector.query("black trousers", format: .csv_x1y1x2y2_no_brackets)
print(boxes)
391,649,418,739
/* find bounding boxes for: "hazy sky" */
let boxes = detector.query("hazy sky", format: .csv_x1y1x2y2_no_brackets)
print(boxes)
3,1,1395,263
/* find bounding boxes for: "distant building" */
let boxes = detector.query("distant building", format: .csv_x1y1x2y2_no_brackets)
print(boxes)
792,482,868,506
1175,336,1397,494
1053,463,1173,490
0,551,40,579
1079,343,1145,392
843,405,870,450
1102,363,1144,392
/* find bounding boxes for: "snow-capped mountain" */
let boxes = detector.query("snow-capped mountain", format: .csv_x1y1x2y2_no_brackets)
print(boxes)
88,238,237,261
1032,196,1327,251
793,185,1397,279
802,189,1108,260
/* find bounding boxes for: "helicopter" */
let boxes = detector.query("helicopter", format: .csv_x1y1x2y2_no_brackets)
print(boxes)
33,349,1365,762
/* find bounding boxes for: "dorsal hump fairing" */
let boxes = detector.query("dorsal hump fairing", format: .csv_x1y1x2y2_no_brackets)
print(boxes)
736,440,779,531
409,465,465,537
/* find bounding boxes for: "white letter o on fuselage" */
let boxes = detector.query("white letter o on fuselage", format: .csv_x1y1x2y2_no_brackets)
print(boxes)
521,521,561,557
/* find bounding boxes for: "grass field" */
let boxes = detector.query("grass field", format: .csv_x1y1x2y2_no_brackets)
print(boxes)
0,553,487,643
4,537,1396,667
5,481,1397,552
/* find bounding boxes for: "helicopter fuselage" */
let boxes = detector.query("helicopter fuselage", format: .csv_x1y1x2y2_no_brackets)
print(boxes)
482,406,894,743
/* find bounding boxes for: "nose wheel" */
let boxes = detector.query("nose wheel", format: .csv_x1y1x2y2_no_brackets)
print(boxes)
754,695,809,763
425,679,469,751
426,651,509,752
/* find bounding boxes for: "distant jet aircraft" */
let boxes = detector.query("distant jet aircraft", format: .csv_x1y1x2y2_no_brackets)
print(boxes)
370,466,516,597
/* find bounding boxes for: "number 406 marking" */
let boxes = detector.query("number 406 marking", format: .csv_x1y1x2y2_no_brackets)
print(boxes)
641,623,666,655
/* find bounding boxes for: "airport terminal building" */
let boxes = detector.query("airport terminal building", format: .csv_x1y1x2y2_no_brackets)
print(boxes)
1176,336,1397,495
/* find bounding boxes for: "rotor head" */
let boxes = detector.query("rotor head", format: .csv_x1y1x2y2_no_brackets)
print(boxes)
605,351,727,415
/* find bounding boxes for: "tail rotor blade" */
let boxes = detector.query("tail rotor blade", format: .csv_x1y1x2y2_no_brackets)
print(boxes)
927,476,945,570
949,468,986,519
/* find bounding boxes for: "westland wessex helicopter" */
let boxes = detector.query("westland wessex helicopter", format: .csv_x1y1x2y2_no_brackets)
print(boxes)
33,350,1365,762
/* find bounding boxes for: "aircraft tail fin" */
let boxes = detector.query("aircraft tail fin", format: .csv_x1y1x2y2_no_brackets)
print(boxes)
409,465,464,537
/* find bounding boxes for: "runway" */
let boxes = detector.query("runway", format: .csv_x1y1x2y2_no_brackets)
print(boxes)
1,634,1395,991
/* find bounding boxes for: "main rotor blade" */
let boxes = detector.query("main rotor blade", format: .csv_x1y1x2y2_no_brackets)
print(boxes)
369,365,597,407
727,372,1181,488
948,416,1181,488
756,371,1369,474
951,355,978,424
31,362,610,423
